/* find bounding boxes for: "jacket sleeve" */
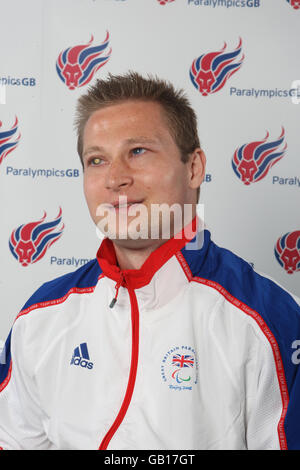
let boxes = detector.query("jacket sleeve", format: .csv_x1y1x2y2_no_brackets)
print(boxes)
246,293,300,450
245,333,286,450
0,318,55,450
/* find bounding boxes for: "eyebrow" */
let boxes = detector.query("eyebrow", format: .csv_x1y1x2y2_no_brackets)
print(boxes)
83,137,160,158
83,146,103,158
125,137,159,145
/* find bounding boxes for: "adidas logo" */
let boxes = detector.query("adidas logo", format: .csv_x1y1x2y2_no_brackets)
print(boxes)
70,342,94,369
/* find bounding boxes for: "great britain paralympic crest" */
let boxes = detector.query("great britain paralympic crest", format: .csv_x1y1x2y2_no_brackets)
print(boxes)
161,346,198,391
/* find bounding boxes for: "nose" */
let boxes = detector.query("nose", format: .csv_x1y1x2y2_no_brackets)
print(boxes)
105,159,134,191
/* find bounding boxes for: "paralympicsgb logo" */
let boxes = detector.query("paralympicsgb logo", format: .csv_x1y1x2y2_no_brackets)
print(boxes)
232,128,287,185
287,0,300,10
189,38,244,96
9,208,64,266
0,117,20,167
56,32,111,90
275,231,300,274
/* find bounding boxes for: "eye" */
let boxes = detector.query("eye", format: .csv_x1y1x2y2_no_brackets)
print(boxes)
88,157,103,166
131,147,146,156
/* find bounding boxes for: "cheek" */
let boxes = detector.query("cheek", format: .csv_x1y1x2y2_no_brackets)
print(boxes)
83,175,101,207
83,177,91,203
143,164,186,197
143,162,176,186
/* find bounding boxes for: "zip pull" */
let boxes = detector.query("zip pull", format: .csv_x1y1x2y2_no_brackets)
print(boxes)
109,274,125,308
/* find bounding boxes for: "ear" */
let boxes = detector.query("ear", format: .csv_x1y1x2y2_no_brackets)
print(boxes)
188,148,206,190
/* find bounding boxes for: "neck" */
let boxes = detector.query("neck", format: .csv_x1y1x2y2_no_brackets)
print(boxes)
113,238,168,271
112,207,197,271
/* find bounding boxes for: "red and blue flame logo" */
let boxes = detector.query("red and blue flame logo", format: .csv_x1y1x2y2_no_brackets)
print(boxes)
275,231,300,274
190,38,244,96
287,0,300,9
9,208,64,267
56,32,111,90
0,117,20,166
232,128,287,185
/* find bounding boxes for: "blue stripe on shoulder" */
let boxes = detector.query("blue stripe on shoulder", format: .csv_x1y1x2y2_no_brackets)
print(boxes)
181,230,300,449
22,258,102,311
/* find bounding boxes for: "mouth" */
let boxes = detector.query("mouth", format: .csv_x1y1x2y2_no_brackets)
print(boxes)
113,200,144,211
96,199,145,221
101,198,145,211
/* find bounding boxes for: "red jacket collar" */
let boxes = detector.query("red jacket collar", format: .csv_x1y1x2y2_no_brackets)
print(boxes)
96,216,198,289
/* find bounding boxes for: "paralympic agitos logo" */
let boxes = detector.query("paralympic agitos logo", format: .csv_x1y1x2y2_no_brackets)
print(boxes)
189,38,244,96
9,208,64,267
275,231,300,274
56,32,111,90
0,117,20,167
232,128,287,185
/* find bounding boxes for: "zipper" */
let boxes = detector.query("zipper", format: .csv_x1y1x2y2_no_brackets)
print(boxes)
109,272,124,308
99,277,140,450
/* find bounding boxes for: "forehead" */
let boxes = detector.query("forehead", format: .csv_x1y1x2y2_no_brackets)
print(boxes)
83,100,173,141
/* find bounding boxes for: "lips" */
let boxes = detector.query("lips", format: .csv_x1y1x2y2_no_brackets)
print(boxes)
113,203,144,214
114,202,143,208
111,198,144,209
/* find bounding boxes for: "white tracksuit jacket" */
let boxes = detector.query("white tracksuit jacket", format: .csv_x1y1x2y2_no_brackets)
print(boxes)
0,224,300,450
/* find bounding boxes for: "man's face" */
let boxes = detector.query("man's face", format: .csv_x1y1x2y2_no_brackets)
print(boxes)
82,100,204,244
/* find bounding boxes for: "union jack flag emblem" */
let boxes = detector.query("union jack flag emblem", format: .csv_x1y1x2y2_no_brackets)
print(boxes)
172,354,194,368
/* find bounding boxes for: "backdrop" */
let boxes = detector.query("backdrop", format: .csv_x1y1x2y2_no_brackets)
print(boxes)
0,0,299,342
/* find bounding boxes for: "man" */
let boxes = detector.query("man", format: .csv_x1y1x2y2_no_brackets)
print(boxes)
0,72,299,450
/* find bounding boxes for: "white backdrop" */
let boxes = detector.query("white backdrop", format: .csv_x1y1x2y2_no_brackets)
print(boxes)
0,0,299,340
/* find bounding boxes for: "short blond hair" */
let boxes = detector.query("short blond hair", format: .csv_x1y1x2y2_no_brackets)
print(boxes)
75,71,202,200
